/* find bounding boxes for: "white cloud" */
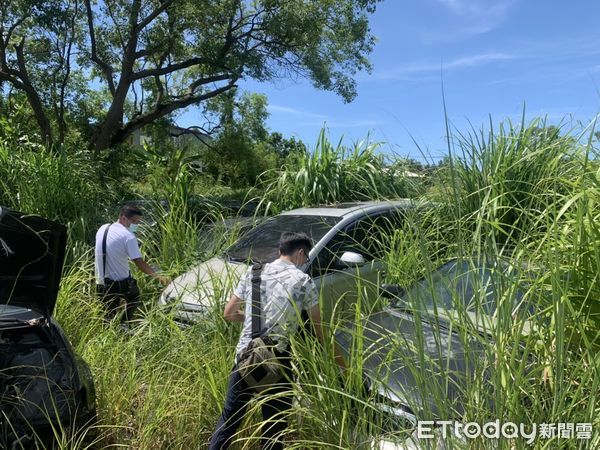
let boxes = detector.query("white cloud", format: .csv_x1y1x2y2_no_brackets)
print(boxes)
419,0,516,42
437,0,514,18
440,53,515,69
268,104,327,119
267,105,384,129
373,52,515,81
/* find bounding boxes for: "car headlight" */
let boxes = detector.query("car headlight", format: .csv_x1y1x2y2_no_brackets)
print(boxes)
159,290,177,305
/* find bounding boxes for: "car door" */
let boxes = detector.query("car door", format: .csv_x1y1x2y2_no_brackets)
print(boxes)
311,211,402,325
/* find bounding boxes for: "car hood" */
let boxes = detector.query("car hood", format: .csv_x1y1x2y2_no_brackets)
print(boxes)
160,256,248,312
337,307,491,419
0,207,67,318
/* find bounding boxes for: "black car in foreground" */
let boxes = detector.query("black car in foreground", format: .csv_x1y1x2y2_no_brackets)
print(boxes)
0,208,96,448
336,257,541,448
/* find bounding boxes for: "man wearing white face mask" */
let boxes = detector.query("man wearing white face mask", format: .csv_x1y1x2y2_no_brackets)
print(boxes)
94,204,170,323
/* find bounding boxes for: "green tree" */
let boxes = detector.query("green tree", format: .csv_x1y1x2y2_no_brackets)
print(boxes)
0,0,380,153
264,132,308,166
203,91,273,187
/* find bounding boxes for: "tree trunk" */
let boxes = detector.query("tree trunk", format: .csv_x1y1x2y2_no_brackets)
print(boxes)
24,87,53,147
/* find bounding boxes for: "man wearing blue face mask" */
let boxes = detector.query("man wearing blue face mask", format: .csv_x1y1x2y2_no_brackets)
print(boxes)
94,204,170,323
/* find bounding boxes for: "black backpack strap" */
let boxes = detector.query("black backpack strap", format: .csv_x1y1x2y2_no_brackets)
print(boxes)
102,224,112,282
251,263,263,338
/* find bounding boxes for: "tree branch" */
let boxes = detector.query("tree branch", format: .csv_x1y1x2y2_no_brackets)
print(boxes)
187,73,232,94
115,79,237,146
131,56,211,80
14,37,53,144
5,15,29,45
0,71,26,90
84,0,116,96
136,0,175,32
57,2,78,144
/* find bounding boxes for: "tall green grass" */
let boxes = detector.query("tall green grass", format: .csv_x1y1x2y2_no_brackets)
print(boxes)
438,118,586,249
258,129,422,213
52,237,242,449
4,120,600,448
0,143,112,244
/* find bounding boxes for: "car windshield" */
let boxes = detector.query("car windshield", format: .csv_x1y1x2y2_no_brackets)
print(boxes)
224,215,340,264
392,259,527,316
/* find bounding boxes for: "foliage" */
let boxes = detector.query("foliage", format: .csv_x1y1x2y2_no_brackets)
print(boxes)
203,128,276,188
263,132,308,165
258,129,422,212
123,91,308,193
437,118,585,247
532,146,600,343
0,140,110,243
0,98,43,145
4,121,600,449
201,91,306,188
0,0,381,152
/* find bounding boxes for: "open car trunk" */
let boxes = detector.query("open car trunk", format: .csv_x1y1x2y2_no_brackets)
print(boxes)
0,208,94,447
0,207,66,317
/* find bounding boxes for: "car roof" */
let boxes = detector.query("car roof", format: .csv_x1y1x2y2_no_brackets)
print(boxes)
279,199,419,218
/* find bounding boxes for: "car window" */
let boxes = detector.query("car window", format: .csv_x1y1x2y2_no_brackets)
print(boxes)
311,211,406,276
310,226,366,276
359,212,407,259
224,215,339,264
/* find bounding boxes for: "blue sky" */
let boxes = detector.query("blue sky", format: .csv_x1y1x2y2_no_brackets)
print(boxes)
180,0,600,162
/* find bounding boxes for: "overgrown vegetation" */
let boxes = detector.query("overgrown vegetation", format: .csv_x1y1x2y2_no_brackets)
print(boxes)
1,118,599,448
0,141,109,243
258,129,424,213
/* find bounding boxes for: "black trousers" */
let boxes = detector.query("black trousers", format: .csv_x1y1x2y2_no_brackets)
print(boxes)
209,360,293,450
97,277,140,323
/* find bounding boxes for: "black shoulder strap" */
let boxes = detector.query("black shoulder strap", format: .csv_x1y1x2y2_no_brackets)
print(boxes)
251,263,263,338
102,224,112,281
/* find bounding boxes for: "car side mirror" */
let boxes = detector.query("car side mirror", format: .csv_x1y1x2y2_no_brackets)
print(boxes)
338,251,366,268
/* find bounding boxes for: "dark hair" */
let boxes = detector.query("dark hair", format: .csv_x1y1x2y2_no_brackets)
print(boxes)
279,232,312,256
119,204,143,219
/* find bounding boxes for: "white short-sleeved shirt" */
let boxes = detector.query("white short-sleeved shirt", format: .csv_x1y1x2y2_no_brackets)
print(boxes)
94,222,142,283
234,259,318,357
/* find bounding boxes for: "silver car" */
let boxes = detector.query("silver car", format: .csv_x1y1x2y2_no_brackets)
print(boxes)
159,200,422,323
339,256,541,449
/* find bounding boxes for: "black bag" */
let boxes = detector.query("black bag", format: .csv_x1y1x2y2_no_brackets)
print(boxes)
236,264,285,392
102,277,136,295
237,336,285,392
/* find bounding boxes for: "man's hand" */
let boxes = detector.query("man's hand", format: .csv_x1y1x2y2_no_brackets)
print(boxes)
223,294,245,322
155,274,171,286
132,258,171,285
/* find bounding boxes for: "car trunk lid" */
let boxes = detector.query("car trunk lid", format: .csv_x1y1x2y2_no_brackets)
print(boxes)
0,207,66,318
